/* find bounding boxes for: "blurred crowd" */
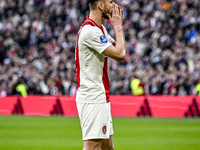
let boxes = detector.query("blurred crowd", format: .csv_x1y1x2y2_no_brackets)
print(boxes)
0,0,200,97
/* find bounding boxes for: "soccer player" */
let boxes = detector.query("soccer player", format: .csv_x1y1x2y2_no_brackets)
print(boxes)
75,0,125,149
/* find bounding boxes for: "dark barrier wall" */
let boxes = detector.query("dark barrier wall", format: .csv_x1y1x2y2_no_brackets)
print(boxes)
0,95,200,118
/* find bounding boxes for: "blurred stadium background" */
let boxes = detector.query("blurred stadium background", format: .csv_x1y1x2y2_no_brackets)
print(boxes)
0,0,200,96
0,0,200,149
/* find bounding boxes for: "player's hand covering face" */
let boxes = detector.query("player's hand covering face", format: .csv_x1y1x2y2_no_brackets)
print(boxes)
107,4,123,29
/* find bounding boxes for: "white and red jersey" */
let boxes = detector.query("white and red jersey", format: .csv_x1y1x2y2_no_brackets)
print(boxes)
75,17,113,103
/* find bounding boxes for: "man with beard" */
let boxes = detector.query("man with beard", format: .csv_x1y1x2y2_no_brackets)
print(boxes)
75,0,126,149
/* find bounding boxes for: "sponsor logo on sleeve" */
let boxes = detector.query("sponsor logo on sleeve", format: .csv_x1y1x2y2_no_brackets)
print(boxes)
100,35,108,43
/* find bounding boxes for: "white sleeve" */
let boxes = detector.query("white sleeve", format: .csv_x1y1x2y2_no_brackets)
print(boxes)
83,26,112,54
102,25,115,44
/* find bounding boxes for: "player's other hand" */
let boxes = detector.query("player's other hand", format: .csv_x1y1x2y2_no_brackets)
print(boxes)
107,4,123,30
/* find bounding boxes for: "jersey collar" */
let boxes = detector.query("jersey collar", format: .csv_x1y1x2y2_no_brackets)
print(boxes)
85,16,104,34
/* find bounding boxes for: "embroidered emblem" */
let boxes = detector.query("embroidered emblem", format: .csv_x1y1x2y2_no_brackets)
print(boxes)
102,125,107,134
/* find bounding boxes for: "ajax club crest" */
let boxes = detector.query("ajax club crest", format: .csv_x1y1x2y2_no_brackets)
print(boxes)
102,124,107,134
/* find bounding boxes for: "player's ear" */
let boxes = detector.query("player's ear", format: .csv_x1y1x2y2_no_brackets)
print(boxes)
98,1,104,11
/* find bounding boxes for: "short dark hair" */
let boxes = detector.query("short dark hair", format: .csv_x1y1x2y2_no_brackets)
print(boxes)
87,0,99,4
87,0,99,10
87,0,105,10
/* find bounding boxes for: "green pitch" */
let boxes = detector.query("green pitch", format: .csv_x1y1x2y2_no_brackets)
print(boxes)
0,116,200,150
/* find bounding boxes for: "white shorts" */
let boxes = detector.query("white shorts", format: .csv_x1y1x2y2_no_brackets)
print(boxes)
76,102,114,141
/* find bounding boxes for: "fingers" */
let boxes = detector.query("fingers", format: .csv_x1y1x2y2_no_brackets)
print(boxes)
118,5,120,14
107,13,111,20
113,4,117,15
113,4,120,16
120,9,123,25
109,4,124,27
120,9,123,19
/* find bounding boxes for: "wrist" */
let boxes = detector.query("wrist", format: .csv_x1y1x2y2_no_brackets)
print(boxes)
114,25,123,31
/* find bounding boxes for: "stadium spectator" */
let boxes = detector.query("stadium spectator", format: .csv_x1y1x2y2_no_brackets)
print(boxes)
195,80,200,96
130,75,144,95
0,0,200,97
16,77,28,97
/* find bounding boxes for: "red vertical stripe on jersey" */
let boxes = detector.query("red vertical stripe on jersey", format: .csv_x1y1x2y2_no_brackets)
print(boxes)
76,16,110,102
75,33,80,89
76,18,93,88
103,57,110,102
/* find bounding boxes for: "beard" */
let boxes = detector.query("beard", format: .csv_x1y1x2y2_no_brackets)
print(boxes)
102,7,112,20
